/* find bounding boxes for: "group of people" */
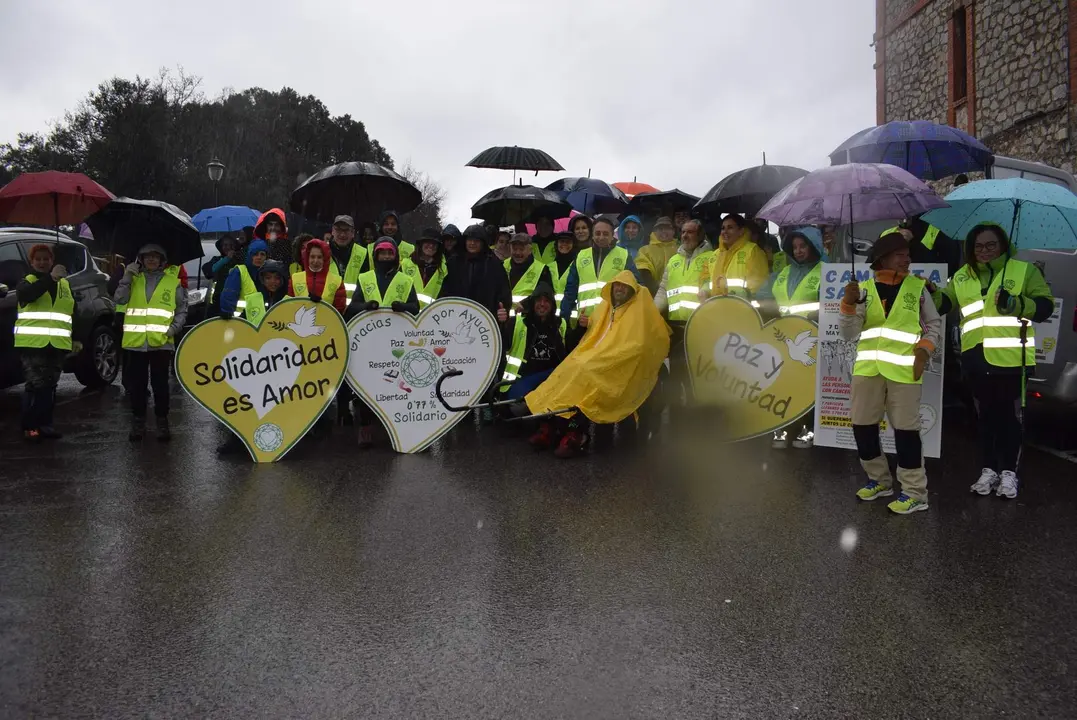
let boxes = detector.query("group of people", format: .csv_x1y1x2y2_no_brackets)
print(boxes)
11,190,1055,512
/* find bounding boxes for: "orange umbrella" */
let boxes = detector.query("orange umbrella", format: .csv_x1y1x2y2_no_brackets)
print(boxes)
613,181,660,198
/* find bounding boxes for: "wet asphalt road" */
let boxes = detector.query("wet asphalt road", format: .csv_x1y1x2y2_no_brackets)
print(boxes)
2,377,1077,719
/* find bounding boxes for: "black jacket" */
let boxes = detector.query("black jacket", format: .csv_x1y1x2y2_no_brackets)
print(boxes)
499,282,567,376
441,247,512,316
16,271,58,304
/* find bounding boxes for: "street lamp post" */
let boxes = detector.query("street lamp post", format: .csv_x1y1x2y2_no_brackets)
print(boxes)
207,159,225,207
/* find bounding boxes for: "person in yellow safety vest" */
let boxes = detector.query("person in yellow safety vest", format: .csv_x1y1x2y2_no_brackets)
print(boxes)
839,232,942,515
114,243,188,443
401,227,448,308
218,239,268,318
377,210,415,261
288,237,347,311
757,226,828,450
496,283,568,451
504,233,552,317
326,214,370,307
932,223,1055,500
558,217,640,332
13,243,73,442
547,232,579,317
345,240,420,448
699,213,769,302
530,215,559,265
654,219,712,412
635,216,679,297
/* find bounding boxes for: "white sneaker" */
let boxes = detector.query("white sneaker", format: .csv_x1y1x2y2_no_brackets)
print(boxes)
996,470,1019,499
793,427,814,449
971,468,999,495
772,430,790,449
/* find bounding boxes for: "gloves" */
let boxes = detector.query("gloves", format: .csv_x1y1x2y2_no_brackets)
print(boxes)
995,289,1020,316
391,301,406,312
166,326,176,338
367,300,380,311
309,293,322,303
125,262,141,275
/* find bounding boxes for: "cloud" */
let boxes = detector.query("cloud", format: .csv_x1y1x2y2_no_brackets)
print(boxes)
0,0,876,224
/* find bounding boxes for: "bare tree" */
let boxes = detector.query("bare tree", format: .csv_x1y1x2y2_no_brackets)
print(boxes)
397,160,446,241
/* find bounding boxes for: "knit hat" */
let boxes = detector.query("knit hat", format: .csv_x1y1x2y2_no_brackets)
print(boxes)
869,231,909,269
373,239,398,257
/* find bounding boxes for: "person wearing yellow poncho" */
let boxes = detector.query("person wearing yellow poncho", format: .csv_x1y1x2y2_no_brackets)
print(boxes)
524,270,671,458
634,216,680,297
700,213,769,300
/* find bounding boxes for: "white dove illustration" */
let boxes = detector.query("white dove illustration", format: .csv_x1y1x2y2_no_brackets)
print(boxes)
287,305,326,338
452,320,477,345
782,329,818,367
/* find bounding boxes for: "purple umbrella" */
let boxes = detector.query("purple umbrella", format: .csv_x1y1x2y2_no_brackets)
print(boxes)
756,163,948,271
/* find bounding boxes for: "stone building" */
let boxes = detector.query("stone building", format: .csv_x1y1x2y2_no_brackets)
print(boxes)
874,0,1077,174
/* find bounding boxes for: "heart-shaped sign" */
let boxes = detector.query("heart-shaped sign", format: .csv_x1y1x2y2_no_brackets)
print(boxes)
175,298,349,461
345,299,502,453
685,296,818,441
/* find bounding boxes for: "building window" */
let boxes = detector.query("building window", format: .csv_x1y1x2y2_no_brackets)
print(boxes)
952,6,968,102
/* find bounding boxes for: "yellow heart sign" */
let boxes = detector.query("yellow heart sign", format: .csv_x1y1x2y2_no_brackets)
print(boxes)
684,296,818,441
175,298,349,462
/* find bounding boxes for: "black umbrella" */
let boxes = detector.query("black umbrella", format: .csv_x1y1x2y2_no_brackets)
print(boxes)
466,146,565,172
471,185,573,225
84,197,201,264
694,163,809,218
545,176,629,214
290,162,422,224
626,188,700,216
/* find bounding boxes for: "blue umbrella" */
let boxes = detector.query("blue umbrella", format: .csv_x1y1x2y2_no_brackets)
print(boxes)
191,205,260,233
920,178,1077,250
545,177,629,215
829,121,993,181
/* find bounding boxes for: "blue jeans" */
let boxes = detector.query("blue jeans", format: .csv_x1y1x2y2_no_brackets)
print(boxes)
505,369,554,400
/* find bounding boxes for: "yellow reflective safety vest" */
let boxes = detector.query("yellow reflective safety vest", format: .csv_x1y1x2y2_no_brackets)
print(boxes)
334,243,369,305
504,258,547,317
232,265,258,317
358,270,414,307
532,240,557,265
502,315,567,386
665,249,713,322
289,261,303,277
771,251,790,275
14,275,74,351
122,266,180,350
853,275,926,384
882,225,940,250
575,246,628,318
951,259,1036,367
401,258,446,308
550,261,573,317
707,242,765,298
773,264,823,316
290,270,343,301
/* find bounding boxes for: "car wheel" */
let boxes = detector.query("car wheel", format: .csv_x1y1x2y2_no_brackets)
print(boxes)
74,324,120,388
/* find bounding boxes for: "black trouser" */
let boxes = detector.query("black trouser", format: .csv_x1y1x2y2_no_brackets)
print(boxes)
970,371,1022,473
124,350,172,418
20,349,63,431
667,324,689,407
337,384,355,417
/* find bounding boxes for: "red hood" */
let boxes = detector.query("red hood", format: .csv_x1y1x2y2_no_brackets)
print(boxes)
254,208,288,240
301,237,332,274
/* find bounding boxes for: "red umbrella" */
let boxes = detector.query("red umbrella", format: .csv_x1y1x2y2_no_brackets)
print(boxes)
613,181,660,198
0,171,115,227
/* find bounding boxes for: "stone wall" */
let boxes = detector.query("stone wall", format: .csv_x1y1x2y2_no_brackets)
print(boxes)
884,1,950,124
974,0,1069,139
987,107,1074,174
884,0,920,30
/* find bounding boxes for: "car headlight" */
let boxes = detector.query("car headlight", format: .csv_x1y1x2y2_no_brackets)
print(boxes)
188,287,209,305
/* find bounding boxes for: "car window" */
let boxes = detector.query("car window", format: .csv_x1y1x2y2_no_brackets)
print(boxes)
19,241,87,274
0,242,28,288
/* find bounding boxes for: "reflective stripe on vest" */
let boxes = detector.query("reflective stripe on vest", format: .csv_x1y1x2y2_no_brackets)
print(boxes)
358,270,414,307
504,258,547,317
401,258,446,308
291,271,343,301
501,315,566,385
665,249,713,322
852,275,925,384
14,276,74,350
952,258,1035,367
773,263,822,316
575,247,628,317
123,267,179,349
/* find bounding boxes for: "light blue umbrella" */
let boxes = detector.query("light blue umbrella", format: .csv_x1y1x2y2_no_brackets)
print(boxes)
191,205,260,234
921,178,1077,249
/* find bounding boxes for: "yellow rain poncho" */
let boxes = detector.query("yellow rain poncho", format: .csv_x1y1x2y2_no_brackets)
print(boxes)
525,271,671,423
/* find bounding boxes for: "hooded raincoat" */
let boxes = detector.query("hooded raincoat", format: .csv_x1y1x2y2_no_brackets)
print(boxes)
441,229,512,316
255,208,292,265
617,215,646,258
526,271,670,423
635,228,679,295
757,226,828,315
378,210,415,260
287,238,347,312
219,239,269,317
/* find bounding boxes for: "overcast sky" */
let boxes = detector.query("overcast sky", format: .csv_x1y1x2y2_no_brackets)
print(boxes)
0,0,875,226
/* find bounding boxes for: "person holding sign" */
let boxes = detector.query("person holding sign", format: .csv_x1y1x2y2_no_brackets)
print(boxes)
700,214,769,301
840,232,942,515
559,217,639,331
288,237,347,313
402,228,448,309
504,233,552,317
219,239,268,319
932,223,1055,499
757,226,827,449
346,240,420,448
114,244,188,442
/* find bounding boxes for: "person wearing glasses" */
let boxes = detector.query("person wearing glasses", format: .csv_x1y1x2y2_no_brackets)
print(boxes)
932,223,1054,500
